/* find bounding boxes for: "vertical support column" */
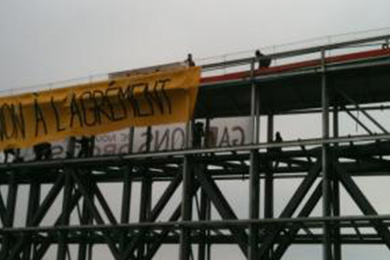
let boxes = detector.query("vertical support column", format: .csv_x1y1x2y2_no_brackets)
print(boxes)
248,59,260,260
333,105,342,260
146,126,152,153
57,170,72,260
6,172,18,228
128,127,135,154
265,113,274,219
186,121,193,149
139,174,152,259
265,113,274,260
250,59,260,145
321,48,332,260
205,118,211,148
198,189,210,260
120,167,132,252
66,137,76,158
180,156,193,260
248,151,260,260
23,180,41,260
78,175,93,260
1,172,18,259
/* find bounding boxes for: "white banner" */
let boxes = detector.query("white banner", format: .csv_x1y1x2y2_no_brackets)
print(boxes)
1,116,251,161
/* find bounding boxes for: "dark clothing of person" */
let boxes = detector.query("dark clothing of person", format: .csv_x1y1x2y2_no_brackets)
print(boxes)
4,149,16,163
77,136,94,158
33,143,52,160
193,122,205,148
186,54,195,67
255,50,271,69
274,132,283,154
272,132,283,169
275,132,283,143
268,132,283,154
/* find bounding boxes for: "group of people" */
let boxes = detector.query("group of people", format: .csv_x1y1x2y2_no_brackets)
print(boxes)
2,51,273,163
186,49,271,69
2,136,95,163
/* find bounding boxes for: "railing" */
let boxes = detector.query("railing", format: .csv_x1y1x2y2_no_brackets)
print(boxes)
1,29,390,163
1,28,389,97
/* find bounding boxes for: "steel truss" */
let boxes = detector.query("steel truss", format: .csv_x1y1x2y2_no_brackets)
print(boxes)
1,34,390,260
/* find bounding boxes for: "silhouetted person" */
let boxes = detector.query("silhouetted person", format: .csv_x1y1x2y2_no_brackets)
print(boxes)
3,148,21,163
33,142,52,160
268,131,283,153
77,136,94,158
66,137,76,158
275,131,283,143
273,131,283,169
255,50,271,69
193,122,205,148
4,149,14,163
186,53,195,67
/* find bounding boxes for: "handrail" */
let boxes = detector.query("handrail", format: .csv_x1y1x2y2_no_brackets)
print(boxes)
201,34,390,71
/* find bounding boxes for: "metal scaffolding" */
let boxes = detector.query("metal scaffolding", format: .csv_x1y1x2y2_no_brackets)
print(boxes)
1,34,390,260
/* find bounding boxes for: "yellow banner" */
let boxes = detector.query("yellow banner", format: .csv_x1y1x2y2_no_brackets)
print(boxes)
0,66,200,150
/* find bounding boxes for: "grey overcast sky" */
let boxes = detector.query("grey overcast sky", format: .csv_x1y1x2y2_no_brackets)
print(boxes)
1,1,390,259
1,0,390,91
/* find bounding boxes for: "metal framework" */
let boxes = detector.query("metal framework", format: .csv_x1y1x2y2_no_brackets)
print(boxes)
1,34,390,260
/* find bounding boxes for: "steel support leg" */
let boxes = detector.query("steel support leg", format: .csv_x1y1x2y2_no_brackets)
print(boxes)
145,183,200,260
71,171,120,259
333,161,390,250
57,171,72,260
274,181,323,260
78,177,93,260
119,173,183,260
23,180,41,260
321,48,332,260
257,160,321,258
198,189,210,260
120,167,132,253
180,156,194,260
265,113,274,260
265,113,274,219
195,164,248,257
138,174,152,259
248,150,260,260
333,104,342,260
1,172,18,259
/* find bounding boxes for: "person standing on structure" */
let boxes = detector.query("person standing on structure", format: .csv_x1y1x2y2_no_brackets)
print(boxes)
186,53,195,67
255,50,271,69
193,122,205,148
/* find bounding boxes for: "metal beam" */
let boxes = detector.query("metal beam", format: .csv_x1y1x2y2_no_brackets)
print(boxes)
145,183,201,260
198,189,210,260
333,103,342,260
248,150,260,260
180,156,194,260
333,160,390,250
194,163,248,257
321,48,332,260
337,88,388,134
57,171,72,260
119,173,183,260
71,170,121,259
120,166,132,253
31,172,65,226
257,159,321,258
341,105,373,135
273,180,323,260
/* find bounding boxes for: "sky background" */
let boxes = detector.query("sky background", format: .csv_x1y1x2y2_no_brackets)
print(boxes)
1,0,390,259
1,0,390,91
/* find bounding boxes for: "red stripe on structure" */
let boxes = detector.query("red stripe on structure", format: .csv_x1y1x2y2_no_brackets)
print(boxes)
201,48,390,84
